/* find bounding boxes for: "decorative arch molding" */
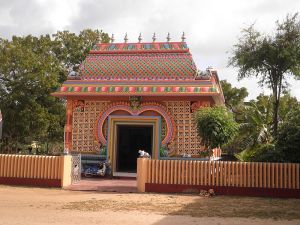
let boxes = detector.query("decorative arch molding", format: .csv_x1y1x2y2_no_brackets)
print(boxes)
94,102,176,147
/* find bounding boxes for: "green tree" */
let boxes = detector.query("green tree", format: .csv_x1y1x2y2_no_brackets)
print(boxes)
276,105,300,163
52,29,110,81
277,92,299,122
0,29,110,153
194,106,239,152
220,80,248,112
225,93,299,155
223,99,273,155
235,143,282,162
229,13,300,136
0,35,63,152
240,101,273,147
234,93,299,162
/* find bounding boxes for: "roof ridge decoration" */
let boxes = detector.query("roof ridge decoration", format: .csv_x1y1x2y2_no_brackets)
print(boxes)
181,32,186,42
124,33,128,43
110,34,115,43
152,33,156,42
90,41,189,54
166,32,171,42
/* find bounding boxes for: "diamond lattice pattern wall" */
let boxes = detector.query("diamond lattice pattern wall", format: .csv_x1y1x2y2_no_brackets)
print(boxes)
72,101,202,155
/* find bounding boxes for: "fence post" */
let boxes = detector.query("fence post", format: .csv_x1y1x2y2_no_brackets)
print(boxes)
137,158,149,192
61,155,72,188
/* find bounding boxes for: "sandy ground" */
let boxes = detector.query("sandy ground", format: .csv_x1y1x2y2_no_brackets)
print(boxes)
0,185,299,225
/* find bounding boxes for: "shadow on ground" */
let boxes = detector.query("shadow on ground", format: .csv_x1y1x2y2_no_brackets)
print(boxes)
150,194,300,225
63,191,300,221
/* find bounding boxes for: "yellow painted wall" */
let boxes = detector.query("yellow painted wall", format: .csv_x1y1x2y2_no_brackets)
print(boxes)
61,155,72,187
0,154,74,188
0,154,62,179
137,159,300,192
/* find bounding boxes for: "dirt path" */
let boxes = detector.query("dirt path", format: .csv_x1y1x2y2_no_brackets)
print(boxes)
0,185,299,225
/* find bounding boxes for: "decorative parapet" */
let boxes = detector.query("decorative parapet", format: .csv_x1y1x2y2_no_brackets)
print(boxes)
53,83,219,97
90,42,189,53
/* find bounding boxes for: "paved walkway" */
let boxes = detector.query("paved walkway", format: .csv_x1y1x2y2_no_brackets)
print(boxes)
66,178,137,193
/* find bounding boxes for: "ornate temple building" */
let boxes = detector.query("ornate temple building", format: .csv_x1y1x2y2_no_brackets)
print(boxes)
52,35,224,176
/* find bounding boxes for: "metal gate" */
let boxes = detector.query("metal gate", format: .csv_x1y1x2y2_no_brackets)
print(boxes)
71,154,81,183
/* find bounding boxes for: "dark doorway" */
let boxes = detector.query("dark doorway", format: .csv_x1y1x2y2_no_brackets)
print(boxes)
116,125,153,173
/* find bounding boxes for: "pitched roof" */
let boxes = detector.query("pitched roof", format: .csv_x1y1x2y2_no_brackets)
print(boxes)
52,40,225,104
79,42,197,80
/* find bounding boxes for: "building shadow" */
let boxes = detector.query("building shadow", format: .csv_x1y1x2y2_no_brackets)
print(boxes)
150,194,300,225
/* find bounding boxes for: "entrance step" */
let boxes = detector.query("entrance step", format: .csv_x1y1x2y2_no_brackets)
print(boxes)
113,176,136,180
66,178,137,193
113,172,137,178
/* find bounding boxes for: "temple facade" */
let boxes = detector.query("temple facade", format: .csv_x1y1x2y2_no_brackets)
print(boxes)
52,38,224,176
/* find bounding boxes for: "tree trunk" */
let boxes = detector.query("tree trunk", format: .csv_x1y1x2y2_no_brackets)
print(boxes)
273,97,279,137
272,73,283,138
46,141,49,155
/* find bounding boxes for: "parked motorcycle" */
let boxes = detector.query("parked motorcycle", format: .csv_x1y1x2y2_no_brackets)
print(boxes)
83,161,111,178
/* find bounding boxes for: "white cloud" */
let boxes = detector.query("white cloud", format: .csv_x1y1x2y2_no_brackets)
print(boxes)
36,0,81,30
0,0,299,100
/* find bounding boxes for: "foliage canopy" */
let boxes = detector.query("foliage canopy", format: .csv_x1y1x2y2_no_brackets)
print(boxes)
194,106,239,151
276,105,300,163
229,13,300,136
0,29,109,153
220,80,248,112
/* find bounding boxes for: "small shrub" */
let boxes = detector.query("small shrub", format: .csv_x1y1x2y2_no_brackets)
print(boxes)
194,106,239,151
236,144,283,162
100,146,107,156
198,151,210,158
160,146,168,157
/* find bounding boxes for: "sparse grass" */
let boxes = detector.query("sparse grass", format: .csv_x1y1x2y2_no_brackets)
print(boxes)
62,194,300,220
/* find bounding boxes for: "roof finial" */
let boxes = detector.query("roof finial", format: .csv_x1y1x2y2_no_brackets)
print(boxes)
152,32,156,42
110,33,115,43
167,32,171,42
124,33,128,43
138,33,142,43
181,32,186,42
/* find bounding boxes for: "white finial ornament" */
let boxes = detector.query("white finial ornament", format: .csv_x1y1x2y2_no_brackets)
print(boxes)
124,33,128,43
167,32,171,42
181,32,186,42
110,34,115,43
138,33,142,43
152,33,156,42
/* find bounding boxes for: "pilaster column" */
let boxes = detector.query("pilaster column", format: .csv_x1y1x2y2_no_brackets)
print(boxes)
64,99,73,154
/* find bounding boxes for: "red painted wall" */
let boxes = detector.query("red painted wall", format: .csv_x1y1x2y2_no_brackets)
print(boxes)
145,183,300,198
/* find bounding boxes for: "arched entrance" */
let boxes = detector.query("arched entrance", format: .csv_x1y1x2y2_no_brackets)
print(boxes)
94,102,176,176
108,116,160,176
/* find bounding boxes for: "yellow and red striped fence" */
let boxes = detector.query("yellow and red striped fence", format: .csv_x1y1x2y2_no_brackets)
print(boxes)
137,158,300,197
0,154,72,187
